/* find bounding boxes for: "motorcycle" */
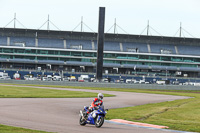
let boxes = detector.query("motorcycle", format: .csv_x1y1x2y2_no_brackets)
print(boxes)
79,105,108,128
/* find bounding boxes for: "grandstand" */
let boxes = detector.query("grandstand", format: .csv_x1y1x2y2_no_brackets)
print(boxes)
0,27,200,78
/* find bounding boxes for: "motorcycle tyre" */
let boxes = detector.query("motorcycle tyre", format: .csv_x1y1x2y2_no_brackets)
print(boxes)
79,116,86,126
95,116,104,128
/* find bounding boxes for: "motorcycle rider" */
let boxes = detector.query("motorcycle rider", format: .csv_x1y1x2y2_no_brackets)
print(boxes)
84,93,104,119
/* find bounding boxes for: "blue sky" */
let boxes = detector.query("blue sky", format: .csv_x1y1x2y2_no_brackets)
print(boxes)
0,0,199,38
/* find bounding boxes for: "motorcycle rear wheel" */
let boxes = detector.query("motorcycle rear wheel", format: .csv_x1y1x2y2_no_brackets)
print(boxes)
95,116,104,128
79,116,86,126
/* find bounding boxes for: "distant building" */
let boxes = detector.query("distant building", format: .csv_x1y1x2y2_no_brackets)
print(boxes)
0,28,200,77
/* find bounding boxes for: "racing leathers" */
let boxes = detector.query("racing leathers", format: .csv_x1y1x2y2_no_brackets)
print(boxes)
87,98,103,114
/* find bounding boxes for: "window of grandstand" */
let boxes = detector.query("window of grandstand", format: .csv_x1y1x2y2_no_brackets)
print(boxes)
139,55,149,60
104,53,116,58
83,52,94,57
160,49,172,54
3,48,13,53
172,57,182,62
48,57,58,60
194,58,200,62
15,55,24,59
38,57,47,60
60,51,70,56
1,55,12,58
71,52,81,56
127,48,139,53
161,56,171,61
24,49,36,54
38,50,48,55
70,45,82,50
183,57,194,62
149,56,160,60
15,49,24,53
70,58,81,61
14,42,25,47
127,55,138,60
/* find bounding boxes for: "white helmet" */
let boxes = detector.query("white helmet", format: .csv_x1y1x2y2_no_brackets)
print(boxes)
98,93,104,100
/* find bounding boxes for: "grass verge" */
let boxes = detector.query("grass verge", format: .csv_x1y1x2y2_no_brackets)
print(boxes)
0,124,49,133
1,83,200,132
0,85,113,98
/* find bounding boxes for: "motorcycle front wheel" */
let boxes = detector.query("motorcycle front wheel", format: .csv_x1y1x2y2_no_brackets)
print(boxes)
95,116,104,128
79,116,86,126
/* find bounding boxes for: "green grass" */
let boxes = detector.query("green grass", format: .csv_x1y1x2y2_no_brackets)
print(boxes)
5,83,200,94
106,97,200,132
1,83,200,132
0,85,113,98
0,124,49,133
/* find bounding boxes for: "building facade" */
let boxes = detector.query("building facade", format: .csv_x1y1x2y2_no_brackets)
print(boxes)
0,28,200,77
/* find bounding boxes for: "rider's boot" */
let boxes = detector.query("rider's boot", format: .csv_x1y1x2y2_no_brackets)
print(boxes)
83,112,88,120
83,108,92,119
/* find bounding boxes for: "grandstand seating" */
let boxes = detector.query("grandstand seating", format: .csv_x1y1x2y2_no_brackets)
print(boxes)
177,45,200,56
10,37,35,47
93,41,121,51
122,42,148,53
0,36,7,46
0,36,7,44
1,35,200,72
1,36,200,57
2,27,200,79
103,41,120,51
38,38,63,48
67,39,92,50
150,44,176,54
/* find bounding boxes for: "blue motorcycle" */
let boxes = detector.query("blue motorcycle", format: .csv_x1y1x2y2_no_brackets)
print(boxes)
79,105,108,128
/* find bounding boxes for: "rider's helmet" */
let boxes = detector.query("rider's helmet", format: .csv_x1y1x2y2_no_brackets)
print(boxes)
98,93,104,100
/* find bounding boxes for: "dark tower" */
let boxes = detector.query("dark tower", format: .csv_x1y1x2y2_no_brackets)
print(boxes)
96,7,105,81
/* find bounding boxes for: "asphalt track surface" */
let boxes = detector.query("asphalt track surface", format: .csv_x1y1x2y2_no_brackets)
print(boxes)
0,85,191,133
